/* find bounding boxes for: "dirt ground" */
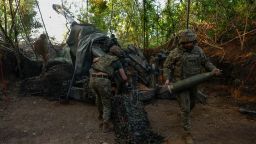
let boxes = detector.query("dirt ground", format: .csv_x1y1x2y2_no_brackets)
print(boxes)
0,83,256,144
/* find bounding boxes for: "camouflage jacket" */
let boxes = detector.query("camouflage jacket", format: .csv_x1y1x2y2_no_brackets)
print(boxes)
92,54,119,76
163,45,216,81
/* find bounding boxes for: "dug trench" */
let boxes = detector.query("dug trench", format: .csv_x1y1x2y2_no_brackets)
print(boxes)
0,82,256,144
1,38,256,143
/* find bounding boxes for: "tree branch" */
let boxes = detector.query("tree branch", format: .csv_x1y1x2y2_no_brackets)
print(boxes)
8,0,20,38
3,0,8,32
220,29,256,46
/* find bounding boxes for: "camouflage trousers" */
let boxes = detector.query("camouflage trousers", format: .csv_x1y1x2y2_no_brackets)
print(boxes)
176,87,197,133
89,77,112,122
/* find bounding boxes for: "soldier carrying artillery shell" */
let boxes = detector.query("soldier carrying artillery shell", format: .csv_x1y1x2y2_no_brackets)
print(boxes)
163,29,221,144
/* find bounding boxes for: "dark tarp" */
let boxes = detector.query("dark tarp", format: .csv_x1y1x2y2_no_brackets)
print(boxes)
66,22,109,78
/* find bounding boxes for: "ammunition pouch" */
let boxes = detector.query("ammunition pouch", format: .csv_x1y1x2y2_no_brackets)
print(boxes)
182,48,202,78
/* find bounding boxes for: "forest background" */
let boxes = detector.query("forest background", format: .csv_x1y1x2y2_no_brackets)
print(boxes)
1,0,256,50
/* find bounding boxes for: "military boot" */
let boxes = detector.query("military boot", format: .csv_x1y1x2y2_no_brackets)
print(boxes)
102,121,113,133
183,133,194,144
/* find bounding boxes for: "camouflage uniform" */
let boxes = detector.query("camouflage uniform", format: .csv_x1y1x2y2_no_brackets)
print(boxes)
90,77,112,121
89,54,122,123
33,34,49,72
163,29,216,133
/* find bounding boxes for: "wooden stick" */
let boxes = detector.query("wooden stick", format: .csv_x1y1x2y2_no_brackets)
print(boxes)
201,40,223,50
241,16,248,50
221,29,256,46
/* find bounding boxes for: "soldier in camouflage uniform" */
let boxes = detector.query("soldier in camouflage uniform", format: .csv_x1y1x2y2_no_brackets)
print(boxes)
89,45,128,133
33,34,49,73
163,29,221,144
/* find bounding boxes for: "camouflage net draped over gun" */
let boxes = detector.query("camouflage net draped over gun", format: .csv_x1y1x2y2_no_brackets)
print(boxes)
20,63,73,99
112,94,164,144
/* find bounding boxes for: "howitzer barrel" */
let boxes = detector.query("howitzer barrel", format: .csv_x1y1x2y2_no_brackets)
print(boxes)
168,72,215,93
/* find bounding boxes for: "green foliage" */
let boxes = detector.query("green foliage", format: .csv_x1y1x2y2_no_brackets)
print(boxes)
0,0,39,77
0,0,39,47
89,0,110,32
62,0,256,48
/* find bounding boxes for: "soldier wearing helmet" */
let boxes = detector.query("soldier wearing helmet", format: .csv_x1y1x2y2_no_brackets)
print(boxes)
33,34,49,73
89,44,128,133
163,29,221,144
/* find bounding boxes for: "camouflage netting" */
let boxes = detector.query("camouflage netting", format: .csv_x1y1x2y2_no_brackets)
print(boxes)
19,62,97,102
112,94,164,144
70,77,96,103
20,63,73,99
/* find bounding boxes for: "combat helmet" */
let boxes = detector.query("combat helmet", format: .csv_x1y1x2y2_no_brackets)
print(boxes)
178,29,197,44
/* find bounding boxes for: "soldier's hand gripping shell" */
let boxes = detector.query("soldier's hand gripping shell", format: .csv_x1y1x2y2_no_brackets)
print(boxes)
165,79,172,85
212,68,221,76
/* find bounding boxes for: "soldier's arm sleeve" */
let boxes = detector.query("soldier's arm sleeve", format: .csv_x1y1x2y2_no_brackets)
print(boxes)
163,52,174,80
113,60,128,81
200,49,216,71
112,60,123,70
